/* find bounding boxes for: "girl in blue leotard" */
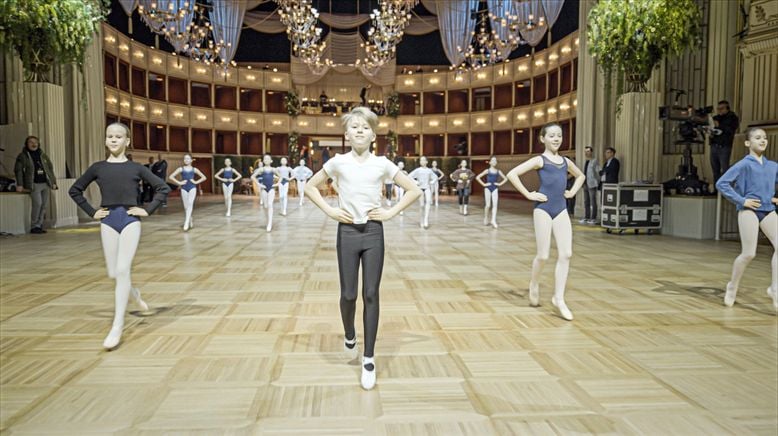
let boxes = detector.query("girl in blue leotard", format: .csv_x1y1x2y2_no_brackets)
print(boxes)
506,122,585,321
251,154,280,232
215,158,243,217
715,127,778,311
169,154,207,231
476,156,508,228
69,123,170,349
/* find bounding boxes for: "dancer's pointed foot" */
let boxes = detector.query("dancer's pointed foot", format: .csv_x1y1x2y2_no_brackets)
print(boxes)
724,282,737,307
361,356,376,390
551,296,574,321
767,286,778,312
103,326,123,350
529,283,540,307
130,287,149,311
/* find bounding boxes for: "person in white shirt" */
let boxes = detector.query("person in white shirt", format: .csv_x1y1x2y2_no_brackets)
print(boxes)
277,157,293,216
304,107,421,390
409,156,437,228
394,161,408,215
580,146,601,224
292,158,313,205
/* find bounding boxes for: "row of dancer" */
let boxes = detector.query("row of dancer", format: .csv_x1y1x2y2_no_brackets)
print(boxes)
165,154,314,231
69,110,776,395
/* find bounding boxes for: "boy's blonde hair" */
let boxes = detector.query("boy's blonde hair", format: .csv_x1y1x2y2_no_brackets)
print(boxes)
342,106,378,132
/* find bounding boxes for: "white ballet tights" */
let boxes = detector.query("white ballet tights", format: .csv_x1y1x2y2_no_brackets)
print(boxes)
418,188,432,227
100,222,141,345
297,180,306,205
728,211,778,298
432,181,439,206
530,209,573,302
222,183,233,215
180,188,197,229
484,189,499,226
279,183,289,214
263,188,276,231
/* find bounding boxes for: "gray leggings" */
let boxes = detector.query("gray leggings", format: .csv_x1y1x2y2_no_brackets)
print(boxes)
337,221,384,358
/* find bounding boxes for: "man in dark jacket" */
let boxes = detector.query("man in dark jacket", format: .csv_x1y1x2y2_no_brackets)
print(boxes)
710,100,739,184
14,136,58,233
599,147,620,186
150,153,168,206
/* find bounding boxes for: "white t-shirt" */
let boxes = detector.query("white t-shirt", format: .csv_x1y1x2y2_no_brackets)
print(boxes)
409,167,436,189
293,165,313,181
323,152,399,224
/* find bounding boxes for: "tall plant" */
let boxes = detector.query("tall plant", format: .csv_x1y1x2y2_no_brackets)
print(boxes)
587,0,702,92
288,131,300,164
0,0,108,82
386,92,400,118
285,89,301,117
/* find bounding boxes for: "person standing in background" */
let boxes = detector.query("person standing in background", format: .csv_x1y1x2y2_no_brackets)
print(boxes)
151,153,168,206
600,147,620,185
581,146,600,224
14,136,58,233
710,100,740,185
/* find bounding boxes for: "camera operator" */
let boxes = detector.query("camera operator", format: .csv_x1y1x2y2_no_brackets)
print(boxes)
709,100,739,184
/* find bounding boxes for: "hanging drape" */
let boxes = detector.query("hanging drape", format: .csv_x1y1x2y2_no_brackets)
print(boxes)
541,0,565,28
209,1,248,65
290,32,395,87
243,11,287,33
319,13,370,29
486,0,517,43
404,15,439,36
117,0,137,15
517,0,548,46
435,0,480,66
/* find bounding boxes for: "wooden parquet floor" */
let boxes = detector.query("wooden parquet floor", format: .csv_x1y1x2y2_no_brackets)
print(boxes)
1,194,776,435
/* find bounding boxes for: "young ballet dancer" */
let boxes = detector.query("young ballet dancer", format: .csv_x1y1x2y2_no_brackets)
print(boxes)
251,154,279,232
476,156,508,228
451,160,475,215
409,156,437,228
277,157,293,215
292,158,313,205
214,158,242,217
304,107,421,390
394,161,408,215
69,122,170,349
507,122,585,320
168,154,206,231
716,127,778,311
431,160,445,206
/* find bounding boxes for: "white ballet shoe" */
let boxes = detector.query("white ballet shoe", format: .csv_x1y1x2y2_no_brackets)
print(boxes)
551,296,574,321
344,334,358,359
529,283,540,307
491,221,498,229
183,221,190,231
266,224,272,232
130,287,149,311
724,282,737,307
361,356,376,390
226,211,231,217
767,286,778,312
464,205,468,215
103,326,123,350
400,211,404,216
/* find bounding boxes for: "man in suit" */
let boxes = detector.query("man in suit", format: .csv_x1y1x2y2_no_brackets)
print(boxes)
580,146,601,224
150,153,168,206
709,100,739,184
600,147,620,185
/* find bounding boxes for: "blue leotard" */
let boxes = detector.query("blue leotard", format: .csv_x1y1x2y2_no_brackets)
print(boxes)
260,170,275,192
535,155,568,219
223,169,233,187
102,206,140,233
181,168,196,192
486,170,499,192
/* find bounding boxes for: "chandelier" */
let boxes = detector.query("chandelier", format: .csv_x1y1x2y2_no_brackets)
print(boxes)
276,0,326,56
456,1,543,71
359,0,418,70
138,1,192,38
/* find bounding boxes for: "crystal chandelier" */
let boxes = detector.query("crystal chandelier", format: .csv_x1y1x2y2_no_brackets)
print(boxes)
456,1,543,71
359,0,418,70
138,1,192,36
276,0,324,54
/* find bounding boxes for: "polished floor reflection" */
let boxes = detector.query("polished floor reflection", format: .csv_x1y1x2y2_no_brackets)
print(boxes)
1,193,776,435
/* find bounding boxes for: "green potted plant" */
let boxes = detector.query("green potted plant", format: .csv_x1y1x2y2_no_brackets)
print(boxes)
386,130,398,161
587,0,702,92
0,0,107,82
386,92,400,118
285,89,301,117
288,131,300,163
